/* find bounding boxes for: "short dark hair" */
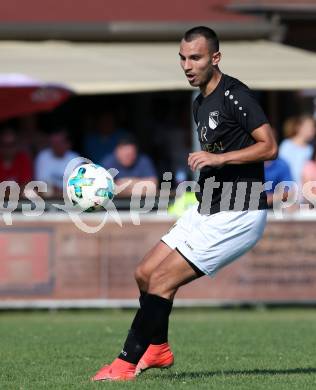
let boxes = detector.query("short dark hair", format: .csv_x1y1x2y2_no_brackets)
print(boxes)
183,26,219,53
117,133,138,147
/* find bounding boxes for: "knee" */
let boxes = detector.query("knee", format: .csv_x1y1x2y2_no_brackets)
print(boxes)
147,269,170,297
134,264,150,288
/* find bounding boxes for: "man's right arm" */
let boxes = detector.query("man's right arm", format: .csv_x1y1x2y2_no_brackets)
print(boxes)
188,124,278,170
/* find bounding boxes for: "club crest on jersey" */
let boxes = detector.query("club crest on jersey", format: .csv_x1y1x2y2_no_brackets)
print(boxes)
209,111,219,130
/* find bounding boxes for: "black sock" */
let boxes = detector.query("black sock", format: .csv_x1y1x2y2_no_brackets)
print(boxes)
119,294,172,364
119,291,146,364
130,290,147,331
138,291,171,345
130,290,171,345
151,299,172,344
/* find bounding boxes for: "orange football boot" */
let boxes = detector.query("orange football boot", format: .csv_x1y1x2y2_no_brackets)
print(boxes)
91,358,136,381
135,343,174,375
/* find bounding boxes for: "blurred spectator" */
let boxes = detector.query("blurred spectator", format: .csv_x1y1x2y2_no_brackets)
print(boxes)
302,147,316,205
0,126,32,190
264,158,293,207
17,114,48,156
102,134,158,196
264,127,293,207
35,128,79,197
279,115,315,188
83,111,127,164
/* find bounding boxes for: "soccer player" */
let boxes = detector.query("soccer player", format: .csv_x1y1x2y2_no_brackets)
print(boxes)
92,26,277,381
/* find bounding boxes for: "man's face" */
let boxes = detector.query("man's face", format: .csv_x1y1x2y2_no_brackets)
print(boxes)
179,36,217,88
115,144,137,167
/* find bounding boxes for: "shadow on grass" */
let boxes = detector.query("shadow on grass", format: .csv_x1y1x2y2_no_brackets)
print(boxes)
152,367,316,380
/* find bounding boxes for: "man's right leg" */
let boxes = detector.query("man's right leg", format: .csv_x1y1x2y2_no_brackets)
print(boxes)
132,241,175,374
131,241,173,341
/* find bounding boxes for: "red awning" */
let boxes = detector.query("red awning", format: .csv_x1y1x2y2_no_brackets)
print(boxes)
0,74,72,121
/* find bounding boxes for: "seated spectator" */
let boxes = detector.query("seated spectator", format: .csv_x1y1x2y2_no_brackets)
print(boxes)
102,134,158,196
279,115,315,189
83,111,126,164
0,126,32,193
35,128,79,197
302,147,316,206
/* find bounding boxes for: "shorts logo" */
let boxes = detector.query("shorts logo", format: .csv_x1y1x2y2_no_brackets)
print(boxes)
184,241,194,251
167,223,177,234
209,111,219,130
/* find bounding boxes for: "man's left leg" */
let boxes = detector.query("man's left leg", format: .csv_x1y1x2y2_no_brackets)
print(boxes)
92,249,203,381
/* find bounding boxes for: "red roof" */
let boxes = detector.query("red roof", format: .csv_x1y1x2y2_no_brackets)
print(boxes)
0,0,255,22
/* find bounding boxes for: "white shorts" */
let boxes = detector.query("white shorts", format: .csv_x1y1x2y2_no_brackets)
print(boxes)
161,205,267,277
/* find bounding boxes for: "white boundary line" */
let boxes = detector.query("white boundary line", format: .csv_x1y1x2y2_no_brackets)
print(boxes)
1,299,316,310
7,211,176,223
5,210,316,223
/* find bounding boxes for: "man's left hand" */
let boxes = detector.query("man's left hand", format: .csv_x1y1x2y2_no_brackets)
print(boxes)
188,151,224,171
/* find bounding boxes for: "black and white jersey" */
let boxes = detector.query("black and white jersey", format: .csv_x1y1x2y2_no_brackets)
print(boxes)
193,73,268,214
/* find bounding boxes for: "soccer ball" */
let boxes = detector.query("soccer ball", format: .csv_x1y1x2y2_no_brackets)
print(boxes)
67,163,115,211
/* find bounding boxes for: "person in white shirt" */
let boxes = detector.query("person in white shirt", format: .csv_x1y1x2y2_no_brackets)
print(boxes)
35,128,79,197
279,115,315,189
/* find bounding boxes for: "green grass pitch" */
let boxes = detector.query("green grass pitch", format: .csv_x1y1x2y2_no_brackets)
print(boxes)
1,308,316,389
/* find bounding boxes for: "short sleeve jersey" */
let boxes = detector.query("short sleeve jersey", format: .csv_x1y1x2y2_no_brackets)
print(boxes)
193,74,269,214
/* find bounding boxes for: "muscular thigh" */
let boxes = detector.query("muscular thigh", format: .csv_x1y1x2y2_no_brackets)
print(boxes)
148,249,203,299
138,241,173,278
